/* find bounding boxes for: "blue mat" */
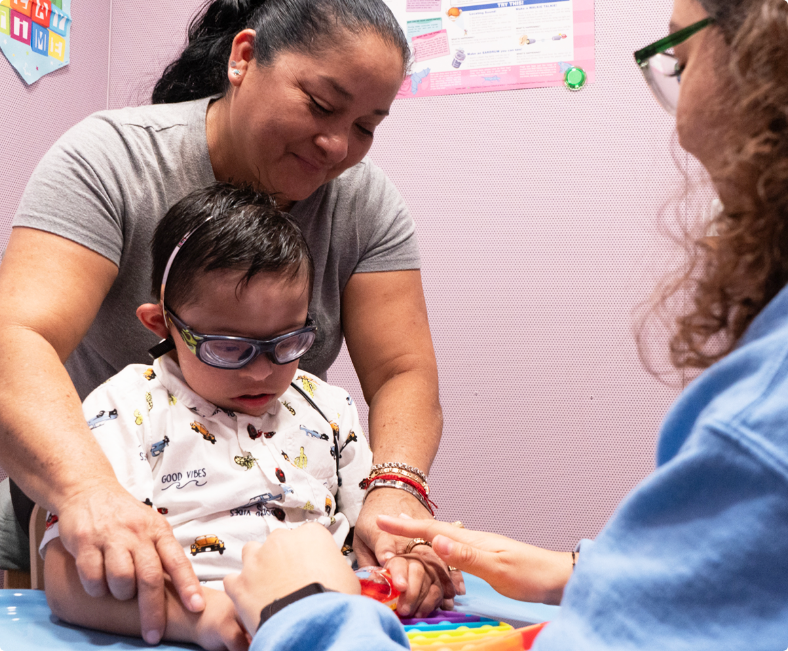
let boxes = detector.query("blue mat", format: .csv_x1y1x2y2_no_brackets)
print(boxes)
0,590,199,651
0,576,559,650
454,574,560,626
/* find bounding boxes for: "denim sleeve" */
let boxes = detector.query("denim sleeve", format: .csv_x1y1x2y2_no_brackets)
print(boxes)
534,426,788,651
250,593,410,651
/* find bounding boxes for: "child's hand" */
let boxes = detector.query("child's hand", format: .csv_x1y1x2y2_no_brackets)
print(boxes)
385,550,447,618
192,588,250,651
224,524,361,635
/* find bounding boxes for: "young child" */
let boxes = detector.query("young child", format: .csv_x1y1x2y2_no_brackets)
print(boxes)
42,183,372,649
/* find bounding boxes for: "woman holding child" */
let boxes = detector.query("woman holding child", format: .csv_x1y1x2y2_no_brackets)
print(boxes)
216,0,788,648
0,0,452,643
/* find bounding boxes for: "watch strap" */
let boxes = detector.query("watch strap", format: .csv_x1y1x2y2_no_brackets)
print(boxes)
257,582,332,630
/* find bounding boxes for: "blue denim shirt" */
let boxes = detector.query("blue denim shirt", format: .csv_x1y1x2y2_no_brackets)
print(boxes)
250,592,409,651
535,283,788,650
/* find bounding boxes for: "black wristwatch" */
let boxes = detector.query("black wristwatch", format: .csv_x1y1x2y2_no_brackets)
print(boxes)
257,582,333,630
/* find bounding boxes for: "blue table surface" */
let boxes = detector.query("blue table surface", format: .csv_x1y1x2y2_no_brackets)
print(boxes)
0,577,559,650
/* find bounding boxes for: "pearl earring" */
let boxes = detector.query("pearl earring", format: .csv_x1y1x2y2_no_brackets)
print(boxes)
230,60,237,67
232,70,241,77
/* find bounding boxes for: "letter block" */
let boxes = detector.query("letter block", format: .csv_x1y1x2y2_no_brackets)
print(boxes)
30,20,47,54
10,9,31,44
0,5,9,35
10,0,31,16
31,0,49,27
48,2,67,35
47,28,64,61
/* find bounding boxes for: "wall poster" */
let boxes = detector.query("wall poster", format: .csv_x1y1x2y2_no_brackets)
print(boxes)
385,0,594,98
1,0,71,85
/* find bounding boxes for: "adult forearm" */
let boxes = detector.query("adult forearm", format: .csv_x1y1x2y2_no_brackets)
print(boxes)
367,367,442,473
0,327,118,512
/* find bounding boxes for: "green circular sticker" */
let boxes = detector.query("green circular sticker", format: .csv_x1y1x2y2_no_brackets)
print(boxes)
564,66,587,91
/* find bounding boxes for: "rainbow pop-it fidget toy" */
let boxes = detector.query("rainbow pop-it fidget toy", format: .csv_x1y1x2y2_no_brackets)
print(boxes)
401,609,547,650
354,568,549,649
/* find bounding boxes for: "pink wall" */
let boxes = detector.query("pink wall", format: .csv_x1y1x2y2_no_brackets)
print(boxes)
1,0,698,555
332,2,699,550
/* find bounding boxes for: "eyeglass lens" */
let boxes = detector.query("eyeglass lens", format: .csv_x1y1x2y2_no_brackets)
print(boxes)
199,331,315,368
644,53,682,115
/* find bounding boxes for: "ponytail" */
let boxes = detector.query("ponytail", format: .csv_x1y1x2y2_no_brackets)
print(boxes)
152,0,409,105
152,1,263,105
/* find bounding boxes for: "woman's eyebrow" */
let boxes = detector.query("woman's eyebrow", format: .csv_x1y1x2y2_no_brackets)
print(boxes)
317,75,390,116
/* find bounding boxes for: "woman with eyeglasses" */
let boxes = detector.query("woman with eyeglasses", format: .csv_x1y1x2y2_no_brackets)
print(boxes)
0,0,452,641
219,0,788,648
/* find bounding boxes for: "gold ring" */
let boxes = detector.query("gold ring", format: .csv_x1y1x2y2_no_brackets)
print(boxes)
405,538,432,554
448,566,458,572
451,521,465,529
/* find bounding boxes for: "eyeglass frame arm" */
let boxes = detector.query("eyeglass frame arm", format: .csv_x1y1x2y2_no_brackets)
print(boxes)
634,17,713,66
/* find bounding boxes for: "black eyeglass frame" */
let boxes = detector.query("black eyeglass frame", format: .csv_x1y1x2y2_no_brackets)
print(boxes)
149,304,317,369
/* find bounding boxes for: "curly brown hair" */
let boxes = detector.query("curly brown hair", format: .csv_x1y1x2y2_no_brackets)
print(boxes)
654,0,788,370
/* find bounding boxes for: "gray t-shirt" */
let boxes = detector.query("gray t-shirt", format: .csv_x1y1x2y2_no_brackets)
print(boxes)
13,98,420,398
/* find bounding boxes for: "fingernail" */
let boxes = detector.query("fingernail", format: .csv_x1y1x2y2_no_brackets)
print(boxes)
190,593,205,611
459,581,466,595
399,605,411,617
381,552,395,562
395,577,408,590
144,630,162,645
444,599,454,609
398,512,413,519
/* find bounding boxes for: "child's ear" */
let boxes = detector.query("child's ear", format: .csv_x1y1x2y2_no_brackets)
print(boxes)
137,303,170,339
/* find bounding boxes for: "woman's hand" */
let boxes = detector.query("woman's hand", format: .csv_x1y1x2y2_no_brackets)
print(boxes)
377,515,573,605
354,489,457,617
190,588,250,651
56,484,204,643
224,523,361,635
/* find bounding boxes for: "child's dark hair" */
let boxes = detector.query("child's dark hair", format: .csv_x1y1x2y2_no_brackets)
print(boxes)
151,182,314,311
152,0,409,105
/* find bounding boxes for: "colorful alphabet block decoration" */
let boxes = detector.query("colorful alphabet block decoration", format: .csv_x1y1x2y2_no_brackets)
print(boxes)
31,0,50,28
10,0,32,17
0,0,69,84
48,2,66,34
30,19,46,54
0,6,10,36
10,9,31,44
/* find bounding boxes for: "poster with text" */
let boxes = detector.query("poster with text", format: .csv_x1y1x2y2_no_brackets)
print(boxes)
385,0,594,98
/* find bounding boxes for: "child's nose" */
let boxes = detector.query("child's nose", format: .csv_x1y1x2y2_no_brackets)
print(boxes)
241,353,275,380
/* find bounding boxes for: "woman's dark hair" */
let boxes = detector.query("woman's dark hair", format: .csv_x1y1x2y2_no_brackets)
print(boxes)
643,0,788,371
151,182,314,311
152,0,410,104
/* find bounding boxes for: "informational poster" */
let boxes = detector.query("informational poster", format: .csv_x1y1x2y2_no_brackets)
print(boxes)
385,0,594,98
0,0,72,85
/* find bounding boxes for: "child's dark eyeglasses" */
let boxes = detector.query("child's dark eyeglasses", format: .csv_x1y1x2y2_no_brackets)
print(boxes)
157,304,316,369
149,212,316,369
